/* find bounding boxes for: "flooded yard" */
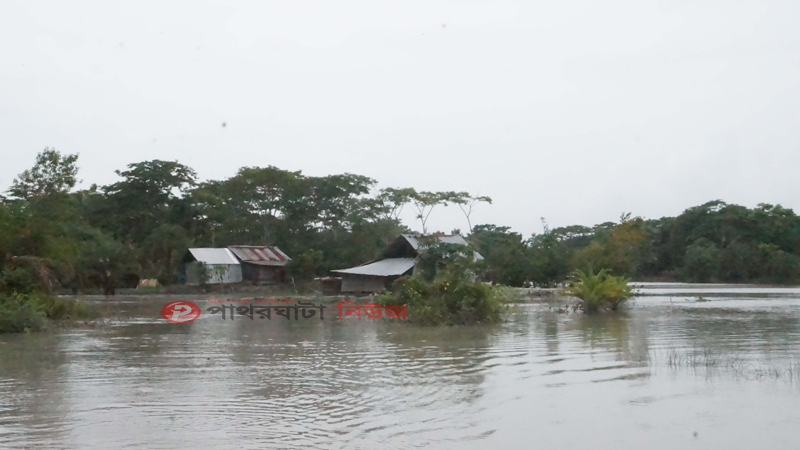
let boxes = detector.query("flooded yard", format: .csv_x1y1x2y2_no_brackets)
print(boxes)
1,284,800,449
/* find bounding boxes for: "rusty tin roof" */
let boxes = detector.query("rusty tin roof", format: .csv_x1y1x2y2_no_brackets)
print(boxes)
228,245,291,266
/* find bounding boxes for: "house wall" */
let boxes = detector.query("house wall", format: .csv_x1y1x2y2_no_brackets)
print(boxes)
186,264,242,285
210,264,242,284
340,275,389,293
241,264,284,284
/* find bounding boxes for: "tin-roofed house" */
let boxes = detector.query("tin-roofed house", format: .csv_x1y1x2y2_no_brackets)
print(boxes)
227,245,291,284
331,234,481,294
330,258,416,293
187,248,243,284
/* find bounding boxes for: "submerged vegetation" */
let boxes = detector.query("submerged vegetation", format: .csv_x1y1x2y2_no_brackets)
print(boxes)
0,292,94,333
377,240,508,325
562,269,633,313
651,348,800,383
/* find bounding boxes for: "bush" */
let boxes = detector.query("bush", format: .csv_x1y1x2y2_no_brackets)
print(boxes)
0,266,37,294
563,268,633,313
0,293,45,333
377,241,508,325
28,293,95,320
377,274,508,326
0,292,96,333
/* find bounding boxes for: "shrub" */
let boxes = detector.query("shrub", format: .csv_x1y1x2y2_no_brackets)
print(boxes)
377,241,508,325
562,268,633,313
0,266,38,294
28,293,95,320
0,292,96,333
377,274,508,325
0,293,45,333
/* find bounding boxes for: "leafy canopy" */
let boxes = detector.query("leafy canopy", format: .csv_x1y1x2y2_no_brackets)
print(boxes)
8,148,79,200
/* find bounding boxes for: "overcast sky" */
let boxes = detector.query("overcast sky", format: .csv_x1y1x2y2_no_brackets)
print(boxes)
2,0,799,236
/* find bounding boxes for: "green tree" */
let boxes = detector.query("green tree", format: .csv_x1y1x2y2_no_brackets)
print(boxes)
75,227,136,295
376,187,416,221
305,173,377,231
470,224,529,286
528,230,571,287
451,192,492,232
681,238,721,282
88,160,196,243
758,244,800,283
571,214,647,277
410,191,455,234
141,224,190,284
7,148,79,200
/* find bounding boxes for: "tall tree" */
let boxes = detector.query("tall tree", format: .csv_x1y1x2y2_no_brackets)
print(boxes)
376,187,416,221
8,148,79,199
452,192,492,232
410,191,454,234
306,173,376,231
470,224,529,286
90,160,197,243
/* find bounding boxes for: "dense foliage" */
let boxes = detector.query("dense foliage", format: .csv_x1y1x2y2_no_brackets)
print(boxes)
470,203,800,286
377,240,508,325
3,148,800,301
0,149,493,294
563,269,633,312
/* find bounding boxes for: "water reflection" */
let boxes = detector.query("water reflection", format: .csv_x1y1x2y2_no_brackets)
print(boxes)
0,288,799,449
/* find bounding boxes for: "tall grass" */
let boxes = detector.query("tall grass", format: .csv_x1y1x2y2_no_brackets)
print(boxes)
650,347,800,383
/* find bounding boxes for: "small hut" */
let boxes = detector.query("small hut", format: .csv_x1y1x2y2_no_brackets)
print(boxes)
187,248,242,284
332,258,415,293
228,245,291,284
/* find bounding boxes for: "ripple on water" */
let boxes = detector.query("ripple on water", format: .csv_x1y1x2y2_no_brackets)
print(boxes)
1,292,800,448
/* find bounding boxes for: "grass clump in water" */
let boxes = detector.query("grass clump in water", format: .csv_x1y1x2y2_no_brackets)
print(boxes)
562,268,633,313
0,292,96,333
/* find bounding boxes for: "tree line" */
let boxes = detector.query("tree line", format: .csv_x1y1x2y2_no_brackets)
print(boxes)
0,148,490,294
2,148,799,295
471,203,800,286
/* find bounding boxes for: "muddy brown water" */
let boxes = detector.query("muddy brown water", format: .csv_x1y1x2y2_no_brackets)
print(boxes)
1,284,799,449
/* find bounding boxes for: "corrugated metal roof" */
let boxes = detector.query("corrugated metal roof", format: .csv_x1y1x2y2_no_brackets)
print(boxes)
400,234,483,260
228,245,291,266
401,234,469,250
189,248,240,265
331,258,415,277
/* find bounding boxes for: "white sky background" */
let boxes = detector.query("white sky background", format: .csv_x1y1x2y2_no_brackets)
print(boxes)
1,0,799,237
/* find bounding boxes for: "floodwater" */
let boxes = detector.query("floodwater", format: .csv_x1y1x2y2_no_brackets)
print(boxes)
1,285,800,449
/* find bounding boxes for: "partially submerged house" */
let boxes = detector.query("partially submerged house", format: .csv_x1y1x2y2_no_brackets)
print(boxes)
187,248,243,284
331,234,482,294
227,245,290,284
331,257,416,293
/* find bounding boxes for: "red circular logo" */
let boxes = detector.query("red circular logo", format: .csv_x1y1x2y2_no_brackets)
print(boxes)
161,301,201,323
